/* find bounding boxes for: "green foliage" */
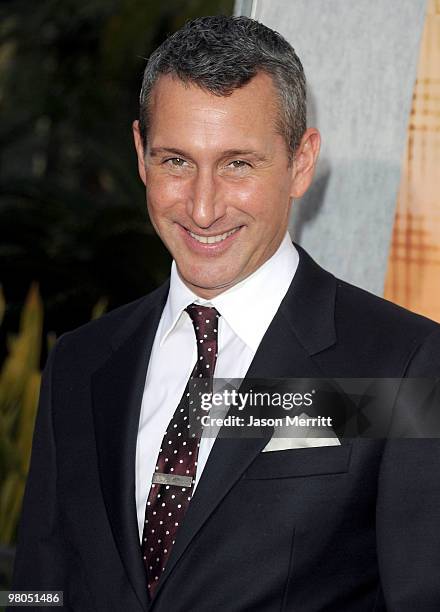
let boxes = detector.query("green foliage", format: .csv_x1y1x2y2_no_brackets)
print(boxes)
0,284,43,546
0,285,108,547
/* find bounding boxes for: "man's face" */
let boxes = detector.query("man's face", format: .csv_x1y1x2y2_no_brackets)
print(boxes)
133,72,319,298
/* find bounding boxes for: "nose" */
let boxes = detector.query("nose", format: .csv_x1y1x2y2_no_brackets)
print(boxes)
187,167,225,228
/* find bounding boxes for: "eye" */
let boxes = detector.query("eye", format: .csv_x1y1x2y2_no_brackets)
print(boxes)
165,157,187,167
229,160,250,169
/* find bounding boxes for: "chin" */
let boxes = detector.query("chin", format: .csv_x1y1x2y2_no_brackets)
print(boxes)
188,277,230,292
181,270,236,294
178,261,229,284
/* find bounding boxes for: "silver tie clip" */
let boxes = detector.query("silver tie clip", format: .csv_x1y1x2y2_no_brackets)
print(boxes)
152,473,193,487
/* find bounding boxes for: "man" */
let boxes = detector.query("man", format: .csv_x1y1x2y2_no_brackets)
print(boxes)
10,15,440,611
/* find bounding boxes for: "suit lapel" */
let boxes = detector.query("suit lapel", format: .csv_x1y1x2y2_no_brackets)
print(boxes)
151,243,338,602
91,281,169,612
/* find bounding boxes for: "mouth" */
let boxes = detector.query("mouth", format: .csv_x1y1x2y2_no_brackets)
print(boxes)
178,224,243,254
187,227,241,244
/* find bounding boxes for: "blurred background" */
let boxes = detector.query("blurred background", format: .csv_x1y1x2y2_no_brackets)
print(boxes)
0,0,233,590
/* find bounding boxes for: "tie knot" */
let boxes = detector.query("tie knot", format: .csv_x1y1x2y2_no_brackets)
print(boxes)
185,304,220,344
185,304,220,379
185,304,220,342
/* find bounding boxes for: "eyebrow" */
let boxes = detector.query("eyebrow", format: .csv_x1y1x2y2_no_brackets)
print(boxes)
148,147,268,162
148,147,189,158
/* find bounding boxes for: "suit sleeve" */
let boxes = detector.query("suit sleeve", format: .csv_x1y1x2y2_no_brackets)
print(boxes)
8,336,72,611
376,328,440,611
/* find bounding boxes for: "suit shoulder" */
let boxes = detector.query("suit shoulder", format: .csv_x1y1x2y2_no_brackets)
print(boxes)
335,278,439,338
309,275,440,377
61,295,145,342
334,278,440,373
54,282,169,363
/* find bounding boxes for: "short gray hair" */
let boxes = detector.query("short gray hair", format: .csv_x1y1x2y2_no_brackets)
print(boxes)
139,15,306,162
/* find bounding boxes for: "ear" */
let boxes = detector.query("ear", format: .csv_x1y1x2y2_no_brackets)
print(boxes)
289,128,321,199
132,120,147,186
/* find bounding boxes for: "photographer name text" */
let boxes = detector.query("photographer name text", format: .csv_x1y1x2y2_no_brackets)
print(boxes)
201,415,333,428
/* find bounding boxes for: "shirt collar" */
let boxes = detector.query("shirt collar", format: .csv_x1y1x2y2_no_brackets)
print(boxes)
160,231,299,352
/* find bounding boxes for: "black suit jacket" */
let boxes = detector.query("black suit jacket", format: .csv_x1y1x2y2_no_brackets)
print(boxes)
10,244,440,611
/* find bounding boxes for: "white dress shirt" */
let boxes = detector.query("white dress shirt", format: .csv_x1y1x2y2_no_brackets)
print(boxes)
135,231,299,541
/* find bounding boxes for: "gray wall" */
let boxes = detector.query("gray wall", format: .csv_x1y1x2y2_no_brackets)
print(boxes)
235,0,426,295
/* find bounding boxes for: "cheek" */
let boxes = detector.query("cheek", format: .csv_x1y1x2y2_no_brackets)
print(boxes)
146,176,187,215
241,179,292,229
228,181,266,215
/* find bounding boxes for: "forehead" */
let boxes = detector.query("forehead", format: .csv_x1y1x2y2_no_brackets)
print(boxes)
147,72,281,151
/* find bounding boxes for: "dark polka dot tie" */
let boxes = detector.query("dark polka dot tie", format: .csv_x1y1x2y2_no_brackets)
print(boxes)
142,303,220,597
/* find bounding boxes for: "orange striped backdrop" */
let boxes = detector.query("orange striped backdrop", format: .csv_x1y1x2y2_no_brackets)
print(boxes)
384,0,440,321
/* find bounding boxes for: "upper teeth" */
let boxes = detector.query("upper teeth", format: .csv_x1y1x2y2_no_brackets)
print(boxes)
188,228,239,244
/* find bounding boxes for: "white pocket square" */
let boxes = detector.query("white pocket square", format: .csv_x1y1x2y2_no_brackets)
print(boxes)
262,412,341,452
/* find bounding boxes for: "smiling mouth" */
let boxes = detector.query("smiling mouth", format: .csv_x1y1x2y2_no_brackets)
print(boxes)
186,227,241,244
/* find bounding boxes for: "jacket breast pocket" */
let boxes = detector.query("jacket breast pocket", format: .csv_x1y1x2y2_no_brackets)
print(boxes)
243,443,352,479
